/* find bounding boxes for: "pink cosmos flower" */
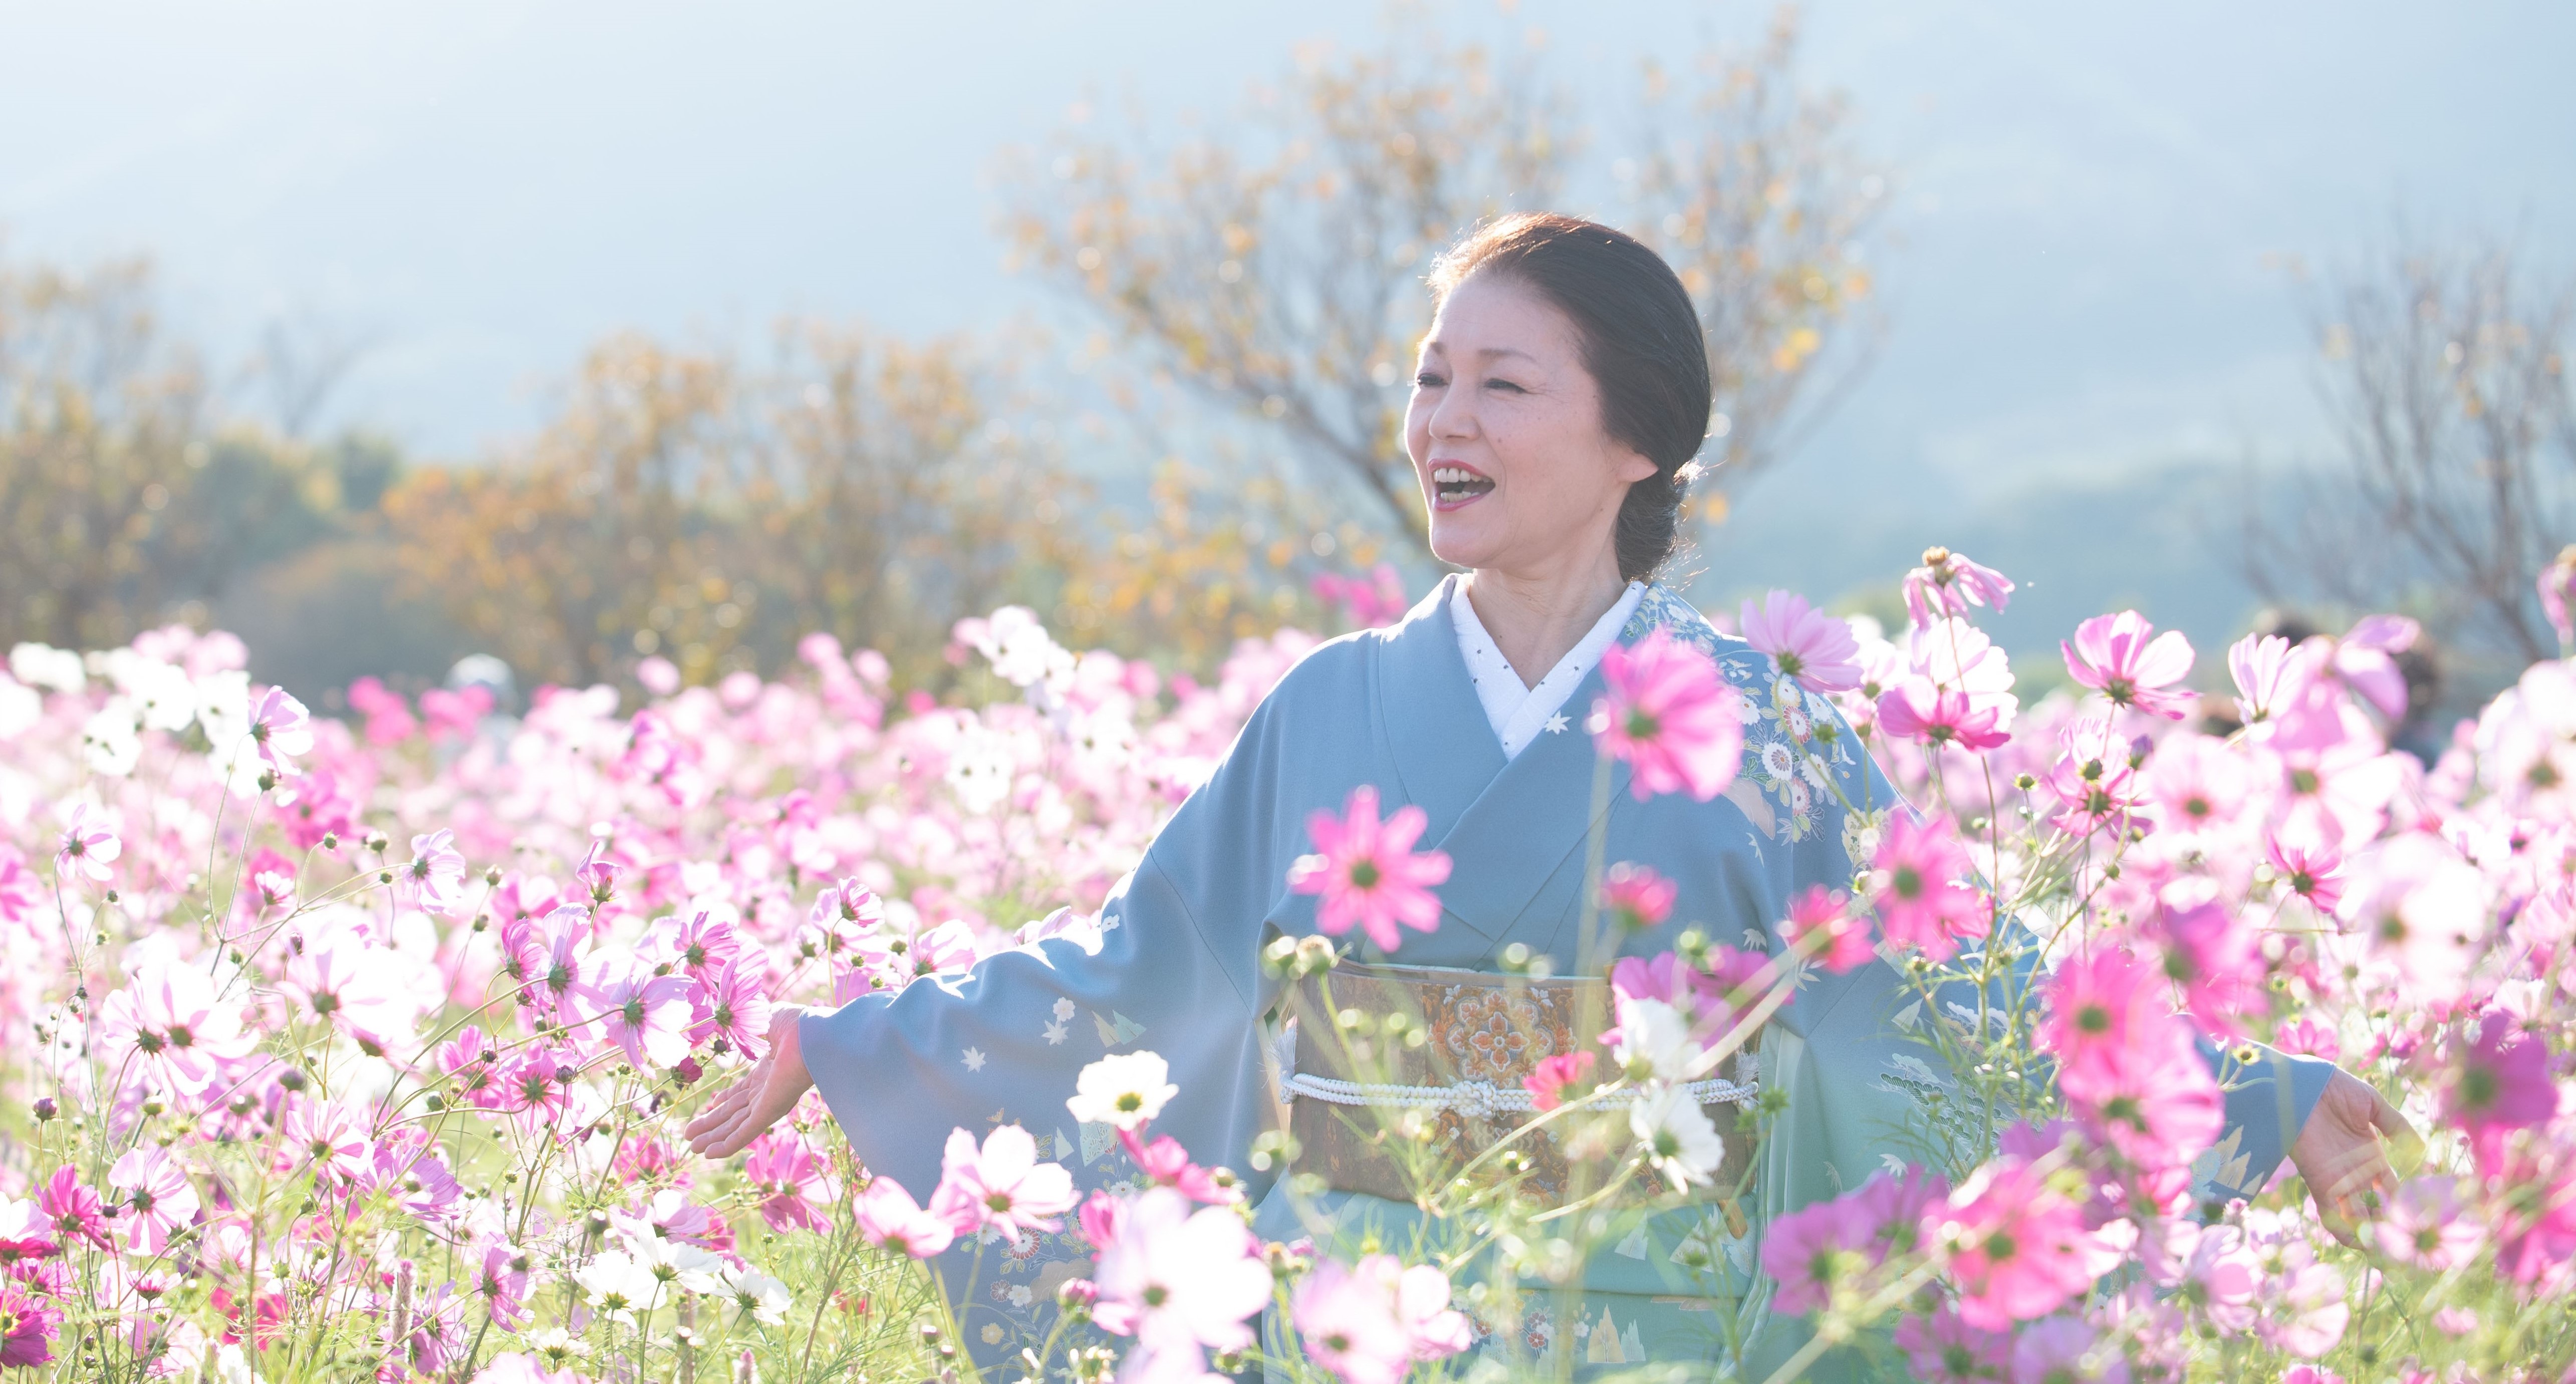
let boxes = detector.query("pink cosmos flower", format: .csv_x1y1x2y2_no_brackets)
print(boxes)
473,1240,535,1329
575,956,697,1070
1600,862,1676,932
0,1286,61,1370
55,802,120,884
2271,1016,2341,1062
1291,1253,1473,1384
927,1124,1080,1239
2228,633,2309,725
2370,1177,2485,1270
2265,832,2346,913
1093,1188,1273,1373
2145,894,2267,1035
2445,1012,2558,1147
1759,1196,1872,1315
1740,590,1863,694
2063,1021,2223,1174
401,829,469,915
2038,948,2173,1092
281,928,419,1043
109,1145,200,1256
2009,1316,2124,1384
1890,1304,2010,1384
574,839,621,909
246,685,314,771
0,847,40,926
282,1098,374,1183
0,1196,59,1271
1522,1051,1596,1112
1876,680,2013,751
1870,814,1987,963
38,1168,108,1251
855,1176,957,1258
2046,735,2149,839
2545,548,2576,649
1286,785,1451,953
93,958,255,1096
1590,629,1743,802
1120,1129,1240,1205
2062,611,2196,720
346,676,419,745
1924,1157,2106,1329
1902,547,2016,628
2143,733,2257,838
671,910,743,982
1781,884,1874,973
742,1130,841,1235
696,962,774,1059
515,902,600,1014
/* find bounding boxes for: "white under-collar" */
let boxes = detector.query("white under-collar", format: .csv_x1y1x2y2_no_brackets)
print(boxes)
1450,577,1646,761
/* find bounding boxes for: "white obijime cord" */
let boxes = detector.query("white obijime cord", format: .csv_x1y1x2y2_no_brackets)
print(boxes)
1273,1023,1757,1121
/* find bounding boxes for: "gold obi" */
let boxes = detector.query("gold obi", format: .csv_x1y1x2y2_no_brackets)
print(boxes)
1278,962,1759,1207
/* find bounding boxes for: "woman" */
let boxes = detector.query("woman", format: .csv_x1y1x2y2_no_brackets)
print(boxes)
687,214,2405,1372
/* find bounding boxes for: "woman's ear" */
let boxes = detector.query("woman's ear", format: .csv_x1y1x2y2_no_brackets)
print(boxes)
1614,444,1660,487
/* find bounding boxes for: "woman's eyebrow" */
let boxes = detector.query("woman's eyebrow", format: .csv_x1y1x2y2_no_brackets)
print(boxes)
1468,346,1538,363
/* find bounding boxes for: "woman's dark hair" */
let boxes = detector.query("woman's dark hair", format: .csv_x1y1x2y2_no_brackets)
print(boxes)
1428,212,1712,583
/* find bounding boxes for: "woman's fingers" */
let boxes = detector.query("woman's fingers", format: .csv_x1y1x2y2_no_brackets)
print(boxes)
682,1076,750,1139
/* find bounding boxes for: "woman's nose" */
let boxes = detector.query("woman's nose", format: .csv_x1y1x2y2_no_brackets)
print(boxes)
1426,390,1476,440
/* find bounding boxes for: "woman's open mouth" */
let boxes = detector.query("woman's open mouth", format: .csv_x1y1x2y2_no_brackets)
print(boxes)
1430,465,1495,509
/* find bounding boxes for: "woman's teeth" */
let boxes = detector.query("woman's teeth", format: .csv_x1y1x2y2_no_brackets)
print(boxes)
1432,467,1494,503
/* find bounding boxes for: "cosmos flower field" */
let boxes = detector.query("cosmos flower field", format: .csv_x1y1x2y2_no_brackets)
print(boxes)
3,551,2574,1383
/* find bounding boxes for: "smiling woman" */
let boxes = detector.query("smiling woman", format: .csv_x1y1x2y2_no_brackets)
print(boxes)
685,212,2387,1380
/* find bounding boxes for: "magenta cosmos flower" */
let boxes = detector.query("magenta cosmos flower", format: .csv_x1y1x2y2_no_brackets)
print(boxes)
575,957,697,1071
1869,815,1987,963
1739,590,1863,694
2446,1011,2559,1144
1590,629,1743,802
1781,884,1875,974
927,1124,1079,1239
1286,785,1452,953
1600,862,1676,932
1923,1157,2106,1330
2061,610,2197,720
1875,681,2013,751
0,1286,61,1369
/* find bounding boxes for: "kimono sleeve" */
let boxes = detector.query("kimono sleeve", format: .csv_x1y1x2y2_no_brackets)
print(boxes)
796,694,1293,1207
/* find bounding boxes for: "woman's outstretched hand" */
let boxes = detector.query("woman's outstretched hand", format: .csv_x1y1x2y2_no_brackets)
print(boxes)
684,1004,814,1161
2288,1067,2419,1247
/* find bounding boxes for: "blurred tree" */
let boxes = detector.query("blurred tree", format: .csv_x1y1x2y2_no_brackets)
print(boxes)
386,324,1087,690
385,334,741,689
2248,237,2573,666
0,251,349,649
1617,9,1885,523
997,5,1881,546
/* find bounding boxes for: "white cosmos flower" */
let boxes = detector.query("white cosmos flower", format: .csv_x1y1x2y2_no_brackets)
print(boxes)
0,675,38,741
1630,1084,1725,1187
622,1228,722,1296
574,1250,664,1321
715,1265,792,1326
1067,1050,1180,1131
8,642,85,694
1608,997,1699,1084
81,700,143,777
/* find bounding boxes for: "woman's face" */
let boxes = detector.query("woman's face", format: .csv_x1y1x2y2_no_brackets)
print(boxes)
1404,271,1658,578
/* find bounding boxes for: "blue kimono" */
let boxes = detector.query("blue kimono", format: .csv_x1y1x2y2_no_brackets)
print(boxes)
800,578,2331,1372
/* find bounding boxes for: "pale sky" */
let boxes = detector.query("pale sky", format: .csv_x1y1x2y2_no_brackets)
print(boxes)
6,0,2569,650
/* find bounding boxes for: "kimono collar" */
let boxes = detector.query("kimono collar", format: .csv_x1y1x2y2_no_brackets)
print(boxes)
1375,577,1721,941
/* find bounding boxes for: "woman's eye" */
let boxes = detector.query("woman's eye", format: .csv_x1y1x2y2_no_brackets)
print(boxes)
1483,378,1526,393
1414,372,1446,389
